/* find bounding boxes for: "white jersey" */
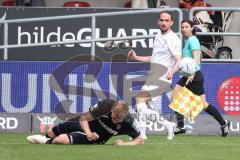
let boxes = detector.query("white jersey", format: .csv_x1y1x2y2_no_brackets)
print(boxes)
151,30,182,70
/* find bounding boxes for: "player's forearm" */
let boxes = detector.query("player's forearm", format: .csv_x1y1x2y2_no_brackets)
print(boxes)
172,55,181,73
192,50,199,64
135,55,151,62
118,138,144,146
80,120,92,135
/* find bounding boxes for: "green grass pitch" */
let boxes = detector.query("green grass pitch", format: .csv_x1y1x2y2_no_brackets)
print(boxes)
0,133,240,160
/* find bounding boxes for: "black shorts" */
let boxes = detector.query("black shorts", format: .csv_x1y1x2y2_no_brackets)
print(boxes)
52,121,96,144
177,71,205,96
67,131,96,144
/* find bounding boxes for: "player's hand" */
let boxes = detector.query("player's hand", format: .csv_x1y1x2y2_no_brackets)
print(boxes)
87,132,99,141
115,139,125,146
91,132,99,140
128,50,136,60
186,74,195,85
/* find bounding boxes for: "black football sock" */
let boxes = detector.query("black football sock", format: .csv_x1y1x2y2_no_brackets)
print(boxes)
205,104,226,126
175,111,184,128
46,133,53,144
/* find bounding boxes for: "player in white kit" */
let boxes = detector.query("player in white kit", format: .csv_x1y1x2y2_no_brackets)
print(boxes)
128,11,182,140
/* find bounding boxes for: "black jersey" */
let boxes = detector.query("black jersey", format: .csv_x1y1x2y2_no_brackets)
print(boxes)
53,99,140,144
88,99,140,144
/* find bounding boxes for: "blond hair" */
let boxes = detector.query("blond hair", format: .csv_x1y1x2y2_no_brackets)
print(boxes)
112,100,129,115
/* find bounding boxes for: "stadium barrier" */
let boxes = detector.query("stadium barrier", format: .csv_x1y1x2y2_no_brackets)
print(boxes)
0,8,183,60
189,7,240,37
189,7,240,60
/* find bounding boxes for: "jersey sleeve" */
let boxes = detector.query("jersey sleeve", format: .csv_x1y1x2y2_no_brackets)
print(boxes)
121,115,140,139
89,99,115,119
168,35,182,56
189,37,201,51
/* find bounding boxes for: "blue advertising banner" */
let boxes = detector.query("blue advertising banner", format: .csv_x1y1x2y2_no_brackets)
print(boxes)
0,61,240,115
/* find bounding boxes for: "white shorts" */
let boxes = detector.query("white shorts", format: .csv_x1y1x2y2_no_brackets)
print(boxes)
141,75,172,112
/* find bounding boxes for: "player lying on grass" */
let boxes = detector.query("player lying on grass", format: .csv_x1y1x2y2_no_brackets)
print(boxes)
27,99,144,146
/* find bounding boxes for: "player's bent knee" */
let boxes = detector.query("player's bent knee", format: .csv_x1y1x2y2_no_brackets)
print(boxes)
136,91,151,103
52,134,70,145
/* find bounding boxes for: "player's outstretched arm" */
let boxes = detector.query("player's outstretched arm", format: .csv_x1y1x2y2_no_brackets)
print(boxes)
128,49,151,62
115,136,144,146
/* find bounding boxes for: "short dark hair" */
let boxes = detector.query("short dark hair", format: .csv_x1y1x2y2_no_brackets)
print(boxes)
158,11,174,21
181,19,196,35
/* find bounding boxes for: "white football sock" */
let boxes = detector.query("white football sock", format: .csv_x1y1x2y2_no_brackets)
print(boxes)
144,107,172,129
137,102,174,136
136,102,148,136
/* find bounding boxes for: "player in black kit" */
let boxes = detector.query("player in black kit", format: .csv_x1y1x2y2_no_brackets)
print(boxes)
27,99,144,146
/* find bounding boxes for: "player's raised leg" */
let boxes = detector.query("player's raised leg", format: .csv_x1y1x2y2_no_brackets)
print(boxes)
136,91,176,140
